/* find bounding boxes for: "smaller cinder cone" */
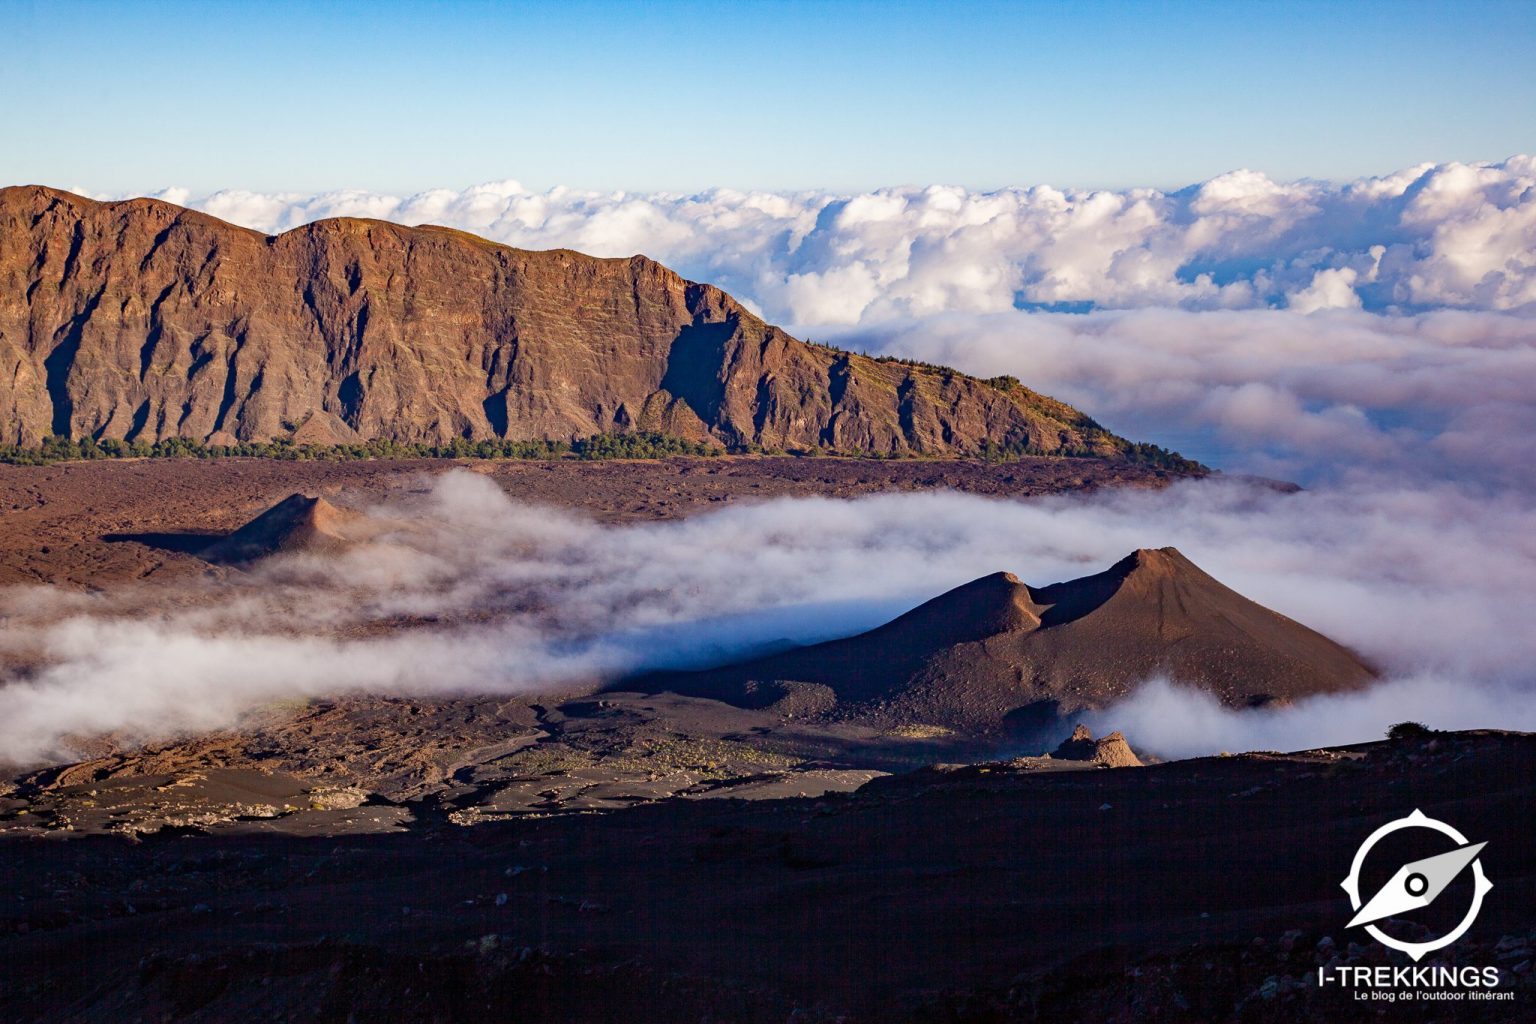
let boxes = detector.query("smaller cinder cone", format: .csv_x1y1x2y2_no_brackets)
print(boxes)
200,494,356,564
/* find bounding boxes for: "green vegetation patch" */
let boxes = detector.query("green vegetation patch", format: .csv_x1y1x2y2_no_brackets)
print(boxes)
0,429,1204,471
974,434,1205,472
0,431,721,466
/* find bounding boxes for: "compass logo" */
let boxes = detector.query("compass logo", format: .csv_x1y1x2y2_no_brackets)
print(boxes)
1342,809,1493,961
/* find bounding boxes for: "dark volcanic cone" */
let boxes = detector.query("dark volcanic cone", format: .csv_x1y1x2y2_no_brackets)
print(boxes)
625,547,1377,733
200,494,357,564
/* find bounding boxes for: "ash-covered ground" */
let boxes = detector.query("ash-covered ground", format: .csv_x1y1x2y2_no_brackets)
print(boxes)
1,458,1530,1022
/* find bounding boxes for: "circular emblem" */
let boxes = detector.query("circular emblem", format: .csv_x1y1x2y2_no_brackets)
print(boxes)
1341,808,1492,961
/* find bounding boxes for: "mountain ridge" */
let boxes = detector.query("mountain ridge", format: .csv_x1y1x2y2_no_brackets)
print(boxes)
0,184,1191,464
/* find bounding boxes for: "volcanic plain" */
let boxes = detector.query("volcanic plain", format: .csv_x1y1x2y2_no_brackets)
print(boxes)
1,458,1529,1023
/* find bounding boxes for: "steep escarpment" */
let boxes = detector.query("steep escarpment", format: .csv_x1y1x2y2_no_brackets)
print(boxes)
0,185,1145,456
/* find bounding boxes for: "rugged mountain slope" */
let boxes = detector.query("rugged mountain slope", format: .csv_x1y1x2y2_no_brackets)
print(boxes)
0,185,1138,456
627,548,1378,732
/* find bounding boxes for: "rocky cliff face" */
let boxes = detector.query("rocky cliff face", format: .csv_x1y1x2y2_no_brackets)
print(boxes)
0,185,1123,454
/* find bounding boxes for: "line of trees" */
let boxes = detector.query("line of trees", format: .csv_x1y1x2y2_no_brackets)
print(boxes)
974,436,1204,472
0,432,727,466
0,430,1203,471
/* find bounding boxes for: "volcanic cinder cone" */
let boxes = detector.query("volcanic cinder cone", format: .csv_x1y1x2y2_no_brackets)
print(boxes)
627,547,1377,734
200,494,357,564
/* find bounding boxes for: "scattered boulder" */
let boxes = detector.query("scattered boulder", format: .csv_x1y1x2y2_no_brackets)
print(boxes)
1092,731,1143,768
1053,724,1143,768
1053,724,1097,760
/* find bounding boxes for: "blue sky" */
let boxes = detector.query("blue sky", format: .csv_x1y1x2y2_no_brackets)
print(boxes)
2,0,1533,194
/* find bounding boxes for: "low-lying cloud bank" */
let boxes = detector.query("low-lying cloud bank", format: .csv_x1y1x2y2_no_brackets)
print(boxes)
849,306,1536,488
2,472,1533,764
1086,676,1536,762
124,156,1536,324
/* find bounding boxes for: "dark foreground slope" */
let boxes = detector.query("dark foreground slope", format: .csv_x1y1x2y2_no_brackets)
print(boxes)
1,730,1531,1023
630,547,1378,731
0,185,1165,460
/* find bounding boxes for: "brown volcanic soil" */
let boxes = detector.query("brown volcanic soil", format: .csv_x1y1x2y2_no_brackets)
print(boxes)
631,548,1377,731
1,688,982,834
0,454,1183,588
1,730,1532,1023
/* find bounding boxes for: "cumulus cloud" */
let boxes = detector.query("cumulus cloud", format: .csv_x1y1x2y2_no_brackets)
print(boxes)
2,471,1533,765
1288,267,1364,313
120,156,1536,324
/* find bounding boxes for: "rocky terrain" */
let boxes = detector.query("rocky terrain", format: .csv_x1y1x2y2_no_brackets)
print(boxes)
0,185,1149,458
0,690,1140,840
0,477,1195,839
0,479,1371,846
2,728,1531,1022
0,456,1192,829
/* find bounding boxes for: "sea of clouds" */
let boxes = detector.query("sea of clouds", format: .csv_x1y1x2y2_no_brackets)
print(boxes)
137,156,1536,322
868,307,1536,489
122,157,1536,486
8,157,1530,763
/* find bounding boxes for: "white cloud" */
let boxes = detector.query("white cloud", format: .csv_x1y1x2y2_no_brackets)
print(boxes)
854,307,1536,488
134,156,1536,324
1086,675,1536,761
2,472,1534,765
1288,267,1362,313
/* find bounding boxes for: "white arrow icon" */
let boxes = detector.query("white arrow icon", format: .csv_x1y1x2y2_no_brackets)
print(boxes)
1347,840,1491,928
1341,809,1494,961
